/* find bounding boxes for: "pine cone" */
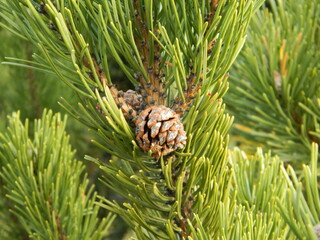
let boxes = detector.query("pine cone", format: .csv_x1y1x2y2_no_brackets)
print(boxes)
109,87,143,120
123,90,143,110
314,224,320,240
135,105,187,158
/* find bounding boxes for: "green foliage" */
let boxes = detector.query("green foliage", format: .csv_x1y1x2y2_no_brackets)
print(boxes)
278,143,320,240
0,0,263,238
2,0,320,240
0,110,114,239
230,144,320,240
226,0,320,164
0,26,97,160
0,28,35,119
230,148,292,239
0,26,71,119
0,193,26,239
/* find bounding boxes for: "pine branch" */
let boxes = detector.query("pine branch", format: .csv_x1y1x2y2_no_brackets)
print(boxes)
277,143,320,240
0,110,114,239
230,143,320,240
0,0,263,239
226,0,320,164
230,148,292,239
0,191,28,239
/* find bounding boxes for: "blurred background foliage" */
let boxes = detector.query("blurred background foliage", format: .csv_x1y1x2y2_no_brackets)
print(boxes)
226,0,320,166
0,27,80,145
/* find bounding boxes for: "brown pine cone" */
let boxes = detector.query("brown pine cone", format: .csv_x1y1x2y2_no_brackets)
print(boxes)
108,87,143,121
123,90,143,110
135,105,187,158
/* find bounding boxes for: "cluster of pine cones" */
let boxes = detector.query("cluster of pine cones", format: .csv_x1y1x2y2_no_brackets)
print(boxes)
108,87,187,159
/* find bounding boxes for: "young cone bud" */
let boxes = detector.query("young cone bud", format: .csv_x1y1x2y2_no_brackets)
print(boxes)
109,88,143,120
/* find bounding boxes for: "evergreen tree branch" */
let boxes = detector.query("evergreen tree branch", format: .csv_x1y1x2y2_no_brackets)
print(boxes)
0,0,263,239
277,143,320,240
227,0,320,164
230,148,292,239
230,144,320,240
0,110,114,239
